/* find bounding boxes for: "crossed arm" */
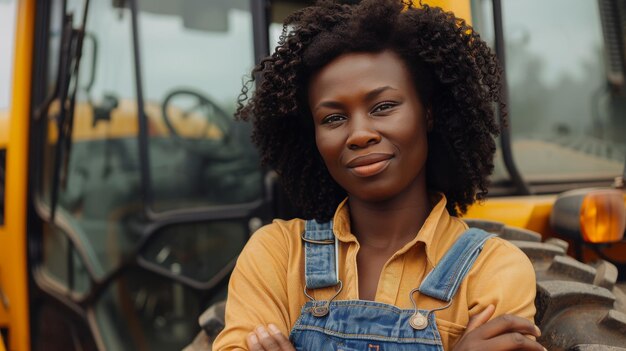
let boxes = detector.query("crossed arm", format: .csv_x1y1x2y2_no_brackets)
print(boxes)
245,304,545,351
213,225,544,351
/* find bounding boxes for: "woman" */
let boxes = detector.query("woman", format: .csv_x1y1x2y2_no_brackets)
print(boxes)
213,1,543,350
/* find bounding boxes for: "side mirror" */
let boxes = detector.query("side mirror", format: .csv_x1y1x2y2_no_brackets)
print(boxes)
550,188,626,243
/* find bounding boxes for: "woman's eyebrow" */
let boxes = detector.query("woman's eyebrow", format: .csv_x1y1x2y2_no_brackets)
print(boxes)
313,100,344,113
364,86,397,102
313,86,397,113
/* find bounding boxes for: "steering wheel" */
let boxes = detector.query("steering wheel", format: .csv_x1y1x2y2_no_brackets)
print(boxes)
161,89,233,155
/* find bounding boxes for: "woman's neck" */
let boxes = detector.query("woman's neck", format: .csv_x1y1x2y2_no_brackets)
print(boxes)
348,186,431,253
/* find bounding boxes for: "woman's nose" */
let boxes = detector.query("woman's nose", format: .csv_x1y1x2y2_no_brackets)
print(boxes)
346,117,381,150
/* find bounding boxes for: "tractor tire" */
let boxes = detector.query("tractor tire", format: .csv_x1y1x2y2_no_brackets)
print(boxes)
465,219,626,351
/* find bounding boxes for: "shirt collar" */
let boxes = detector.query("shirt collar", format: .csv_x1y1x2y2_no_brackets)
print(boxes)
331,193,454,267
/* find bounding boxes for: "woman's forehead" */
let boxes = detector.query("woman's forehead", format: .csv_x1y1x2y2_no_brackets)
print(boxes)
308,51,415,103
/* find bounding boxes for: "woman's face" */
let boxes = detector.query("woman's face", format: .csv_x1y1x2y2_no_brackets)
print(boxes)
308,50,430,203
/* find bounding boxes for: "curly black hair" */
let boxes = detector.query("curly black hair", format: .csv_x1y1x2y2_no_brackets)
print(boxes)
237,0,502,221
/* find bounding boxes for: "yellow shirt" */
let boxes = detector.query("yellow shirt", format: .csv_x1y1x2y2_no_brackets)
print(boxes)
213,195,536,350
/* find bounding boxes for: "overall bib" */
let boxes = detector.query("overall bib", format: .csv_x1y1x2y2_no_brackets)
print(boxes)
289,220,495,351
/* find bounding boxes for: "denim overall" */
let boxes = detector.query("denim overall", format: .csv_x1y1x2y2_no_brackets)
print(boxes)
289,220,495,351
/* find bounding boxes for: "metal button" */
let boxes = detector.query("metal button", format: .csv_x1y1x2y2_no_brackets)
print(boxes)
410,312,428,330
312,305,329,317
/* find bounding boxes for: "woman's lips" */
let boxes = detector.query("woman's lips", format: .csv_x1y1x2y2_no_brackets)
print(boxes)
346,153,393,177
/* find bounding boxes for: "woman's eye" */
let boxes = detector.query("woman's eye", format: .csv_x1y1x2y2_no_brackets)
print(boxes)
372,102,397,114
321,114,345,124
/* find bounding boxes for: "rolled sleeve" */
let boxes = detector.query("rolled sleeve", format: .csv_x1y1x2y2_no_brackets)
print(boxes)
467,238,537,322
212,224,291,351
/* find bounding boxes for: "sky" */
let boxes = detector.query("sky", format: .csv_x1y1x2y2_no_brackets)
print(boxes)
504,0,603,85
474,0,604,86
0,1,17,112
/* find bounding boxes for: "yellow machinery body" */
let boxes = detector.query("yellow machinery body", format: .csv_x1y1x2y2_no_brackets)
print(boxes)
0,0,34,350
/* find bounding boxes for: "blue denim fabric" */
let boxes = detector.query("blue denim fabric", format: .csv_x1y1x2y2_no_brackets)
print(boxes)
303,220,339,289
291,220,494,350
419,228,496,301
291,300,443,350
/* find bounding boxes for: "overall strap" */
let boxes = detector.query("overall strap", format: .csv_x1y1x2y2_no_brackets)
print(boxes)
418,228,495,302
303,220,339,290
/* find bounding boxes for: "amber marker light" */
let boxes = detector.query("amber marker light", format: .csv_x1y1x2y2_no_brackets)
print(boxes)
550,188,626,244
579,190,626,243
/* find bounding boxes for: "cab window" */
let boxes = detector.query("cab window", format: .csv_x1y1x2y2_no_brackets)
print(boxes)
472,0,625,187
34,1,260,349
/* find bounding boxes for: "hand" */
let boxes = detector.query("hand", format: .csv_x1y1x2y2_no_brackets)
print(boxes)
453,304,546,351
246,324,295,351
